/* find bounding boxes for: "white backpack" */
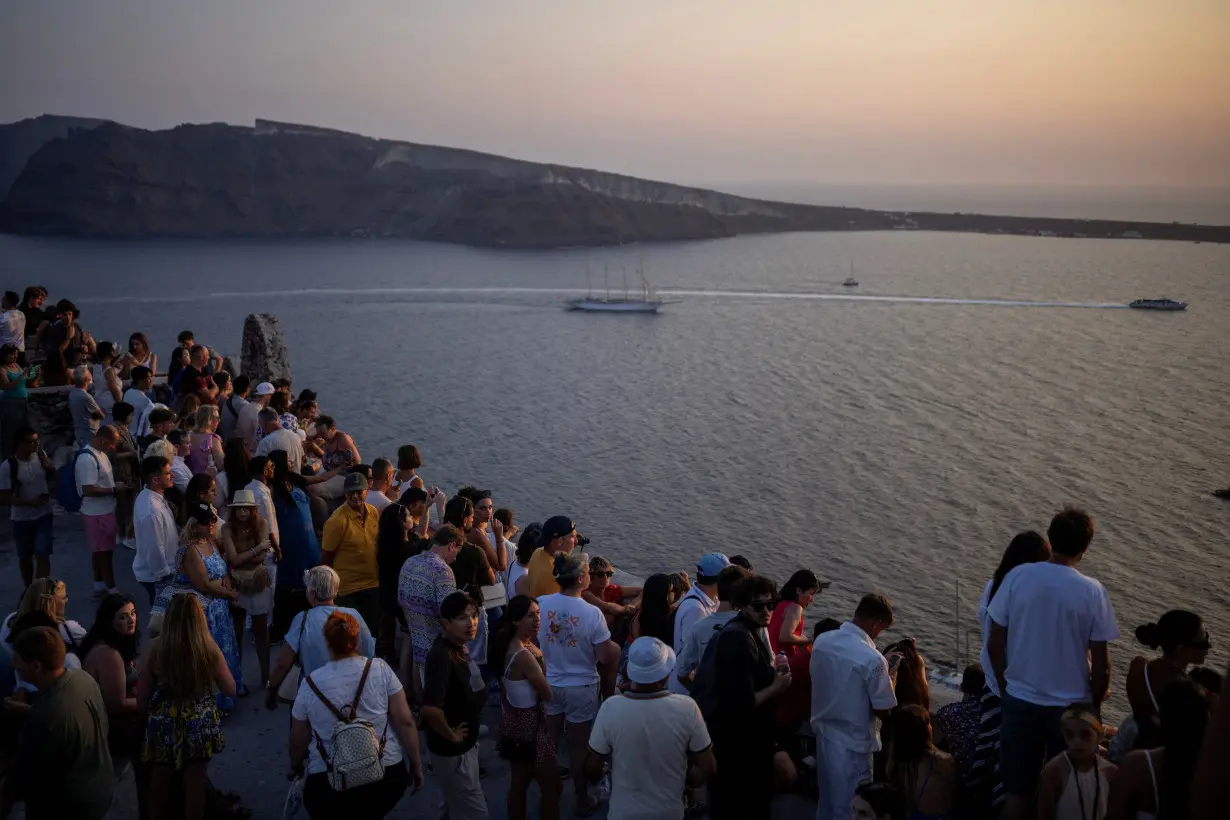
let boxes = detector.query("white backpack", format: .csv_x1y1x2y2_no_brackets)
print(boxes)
304,658,388,791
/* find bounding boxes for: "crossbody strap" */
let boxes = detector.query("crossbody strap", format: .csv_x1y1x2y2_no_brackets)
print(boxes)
304,673,348,723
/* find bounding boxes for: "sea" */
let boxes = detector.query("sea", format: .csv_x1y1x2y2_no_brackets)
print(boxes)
2,185,1228,712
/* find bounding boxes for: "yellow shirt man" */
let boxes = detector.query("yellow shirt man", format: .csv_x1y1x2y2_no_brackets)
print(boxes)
526,548,561,598
321,501,380,597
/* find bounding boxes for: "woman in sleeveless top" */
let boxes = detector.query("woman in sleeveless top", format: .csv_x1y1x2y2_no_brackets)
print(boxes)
769,569,824,726
886,705,957,820
1108,679,1211,820
92,341,123,425
123,332,157,377
1038,706,1115,820
491,596,559,820
221,490,276,688
139,592,235,820
186,405,225,475
157,501,244,707
315,415,360,472
1124,610,1209,751
81,594,144,772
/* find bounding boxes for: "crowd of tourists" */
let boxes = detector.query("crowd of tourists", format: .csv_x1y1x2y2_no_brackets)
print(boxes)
0,290,1226,820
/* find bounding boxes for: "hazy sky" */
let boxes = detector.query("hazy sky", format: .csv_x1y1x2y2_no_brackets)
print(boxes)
2,0,1228,187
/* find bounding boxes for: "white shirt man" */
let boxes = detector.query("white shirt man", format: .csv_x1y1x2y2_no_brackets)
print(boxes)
170,454,192,492
123,386,154,437
133,458,179,606
588,638,715,820
811,596,898,820
218,391,248,442
256,425,304,474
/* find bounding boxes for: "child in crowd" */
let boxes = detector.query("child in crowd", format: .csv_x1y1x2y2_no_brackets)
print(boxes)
1037,704,1116,820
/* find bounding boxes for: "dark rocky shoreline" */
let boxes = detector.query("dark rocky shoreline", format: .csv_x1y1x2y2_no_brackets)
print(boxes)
2,115,1227,248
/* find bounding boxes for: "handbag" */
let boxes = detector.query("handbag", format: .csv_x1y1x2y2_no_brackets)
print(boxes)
481,582,508,610
230,564,272,595
278,610,310,703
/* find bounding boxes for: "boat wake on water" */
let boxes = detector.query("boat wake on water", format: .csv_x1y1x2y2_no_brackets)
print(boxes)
77,286,1132,310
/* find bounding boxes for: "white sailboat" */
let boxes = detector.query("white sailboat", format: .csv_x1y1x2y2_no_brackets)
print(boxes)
842,262,859,287
566,260,674,313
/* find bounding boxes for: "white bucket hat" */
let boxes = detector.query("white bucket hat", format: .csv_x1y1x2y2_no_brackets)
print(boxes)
626,636,677,685
229,488,257,508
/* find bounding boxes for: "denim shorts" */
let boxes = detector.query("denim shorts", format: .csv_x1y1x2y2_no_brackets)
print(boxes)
998,694,1067,795
12,515,53,559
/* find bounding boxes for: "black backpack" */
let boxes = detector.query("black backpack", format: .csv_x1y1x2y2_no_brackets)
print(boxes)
692,618,736,719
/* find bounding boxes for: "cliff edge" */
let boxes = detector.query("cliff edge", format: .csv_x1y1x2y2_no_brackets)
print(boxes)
1,117,1226,247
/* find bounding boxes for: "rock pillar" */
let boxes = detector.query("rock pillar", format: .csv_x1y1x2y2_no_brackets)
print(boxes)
240,314,291,384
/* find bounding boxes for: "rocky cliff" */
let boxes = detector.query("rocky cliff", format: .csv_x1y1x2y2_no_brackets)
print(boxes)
1,117,1227,247
0,114,107,197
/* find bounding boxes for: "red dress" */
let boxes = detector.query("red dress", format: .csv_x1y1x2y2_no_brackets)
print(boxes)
768,601,812,725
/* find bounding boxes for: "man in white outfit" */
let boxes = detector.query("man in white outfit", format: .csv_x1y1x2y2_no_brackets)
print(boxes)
810,594,900,820
667,552,729,694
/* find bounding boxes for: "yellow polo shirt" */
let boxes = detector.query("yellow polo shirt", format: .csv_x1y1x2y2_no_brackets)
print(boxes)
321,502,380,597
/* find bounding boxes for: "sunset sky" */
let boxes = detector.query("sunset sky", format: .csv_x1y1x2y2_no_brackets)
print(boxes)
2,0,1227,187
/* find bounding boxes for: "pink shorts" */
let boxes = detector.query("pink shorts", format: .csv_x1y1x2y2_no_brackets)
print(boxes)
83,513,117,553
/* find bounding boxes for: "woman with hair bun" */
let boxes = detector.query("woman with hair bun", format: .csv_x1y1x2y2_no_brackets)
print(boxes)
1123,610,1209,751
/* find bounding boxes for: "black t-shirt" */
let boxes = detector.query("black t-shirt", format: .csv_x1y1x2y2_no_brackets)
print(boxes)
177,365,211,398
167,346,188,385
422,635,486,756
19,306,44,333
377,533,428,609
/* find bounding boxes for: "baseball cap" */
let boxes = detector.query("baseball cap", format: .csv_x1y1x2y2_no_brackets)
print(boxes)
186,502,218,526
626,637,677,685
538,515,575,547
254,382,275,396
697,553,731,578
343,472,369,493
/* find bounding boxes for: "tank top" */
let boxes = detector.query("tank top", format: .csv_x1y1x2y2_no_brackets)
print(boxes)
503,646,540,709
185,432,219,474
1055,754,1112,820
92,363,118,422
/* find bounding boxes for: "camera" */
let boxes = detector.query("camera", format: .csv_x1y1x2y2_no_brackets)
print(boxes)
575,533,591,548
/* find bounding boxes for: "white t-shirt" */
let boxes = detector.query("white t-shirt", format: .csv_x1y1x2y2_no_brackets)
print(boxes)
987,561,1119,707
672,584,718,653
672,610,737,694
123,388,154,437
810,621,897,753
977,580,1000,698
170,456,192,492
365,489,392,515
74,446,116,516
589,692,712,820
0,455,52,522
537,592,611,687
132,488,178,583
256,427,304,473
290,655,404,775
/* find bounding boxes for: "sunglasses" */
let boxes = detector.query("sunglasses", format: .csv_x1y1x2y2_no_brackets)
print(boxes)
592,570,614,578
1185,633,1212,651
747,598,777,613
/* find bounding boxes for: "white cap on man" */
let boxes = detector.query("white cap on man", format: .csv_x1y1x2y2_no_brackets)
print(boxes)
254,382,275,396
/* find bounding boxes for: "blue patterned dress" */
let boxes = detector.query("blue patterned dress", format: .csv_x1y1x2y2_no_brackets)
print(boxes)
165,542,244,709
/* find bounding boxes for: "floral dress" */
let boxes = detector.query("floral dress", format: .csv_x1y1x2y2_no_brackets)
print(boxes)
143,678,225,768
156,542,244,708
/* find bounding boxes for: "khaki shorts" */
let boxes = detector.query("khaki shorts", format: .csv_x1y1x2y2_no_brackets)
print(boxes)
544,682,600,723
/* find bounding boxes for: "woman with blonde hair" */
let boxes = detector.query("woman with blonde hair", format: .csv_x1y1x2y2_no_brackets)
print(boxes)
139,592,236,820
0,576,87,656
186,404,225,475
221,489,276,686
149,502,243,706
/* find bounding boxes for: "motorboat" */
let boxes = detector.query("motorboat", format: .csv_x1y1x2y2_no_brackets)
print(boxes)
1128,298,1187,311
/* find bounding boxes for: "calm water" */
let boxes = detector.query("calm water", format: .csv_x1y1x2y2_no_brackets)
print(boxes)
3,230,1228,700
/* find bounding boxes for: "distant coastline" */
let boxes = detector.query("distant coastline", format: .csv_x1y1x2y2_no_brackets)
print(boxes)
2,115,1228,248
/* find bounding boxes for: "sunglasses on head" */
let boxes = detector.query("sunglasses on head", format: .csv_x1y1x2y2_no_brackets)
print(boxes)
747,598,777,612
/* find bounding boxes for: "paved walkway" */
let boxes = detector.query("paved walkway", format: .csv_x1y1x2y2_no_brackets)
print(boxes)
0,512,821,819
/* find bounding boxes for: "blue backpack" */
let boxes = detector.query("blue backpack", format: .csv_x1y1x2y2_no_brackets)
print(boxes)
56,449,99,513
